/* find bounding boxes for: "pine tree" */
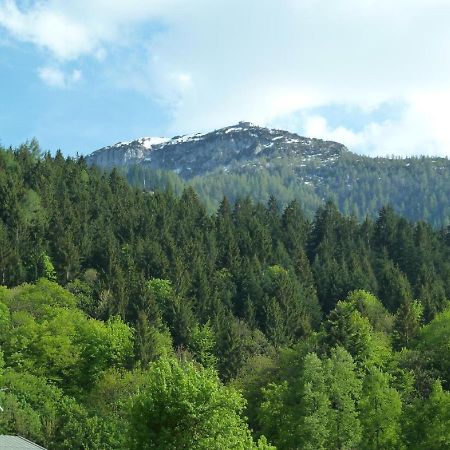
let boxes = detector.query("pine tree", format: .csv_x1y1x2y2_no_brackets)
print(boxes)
393,299,422,349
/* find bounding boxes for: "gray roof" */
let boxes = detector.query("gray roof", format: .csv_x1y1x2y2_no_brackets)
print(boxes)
0,436,47,449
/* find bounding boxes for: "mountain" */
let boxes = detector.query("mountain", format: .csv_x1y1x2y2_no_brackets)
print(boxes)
86,122,450,226
86,122,347,178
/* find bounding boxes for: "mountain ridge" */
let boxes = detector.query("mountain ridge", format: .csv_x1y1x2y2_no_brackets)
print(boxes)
85,122,450,226
86,122,348,178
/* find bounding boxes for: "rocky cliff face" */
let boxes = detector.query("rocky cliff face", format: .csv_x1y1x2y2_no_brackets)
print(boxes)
86,122,348,178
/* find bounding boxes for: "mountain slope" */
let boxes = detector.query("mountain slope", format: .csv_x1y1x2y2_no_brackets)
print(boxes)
86,122,450,226
86,122,347,178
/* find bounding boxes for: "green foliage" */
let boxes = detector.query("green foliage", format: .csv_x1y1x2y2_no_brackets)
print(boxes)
188,322,217,368
39,252,57,281
135,311,174,366
299,353,331,450
324,299,392,370
264,351,338,450
378,260,413,312
127,151,450,227
415,307,450,387
258,348,363,450
0,142,449,448
0,370,116,450
0,281,133,392
347,290,394,334
359,368,403,450
128,358,272,449
404,381,450,449
393,299,423,349
325,346,362,449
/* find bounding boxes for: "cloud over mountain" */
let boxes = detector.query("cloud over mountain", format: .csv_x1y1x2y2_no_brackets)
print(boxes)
1,0,450,156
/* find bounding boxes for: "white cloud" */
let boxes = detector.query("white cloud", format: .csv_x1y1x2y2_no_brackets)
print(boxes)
0,0,177,60
0,1,94,60
139,0,450,156
2,0,450,155
38,66,82,88
296,91,450,157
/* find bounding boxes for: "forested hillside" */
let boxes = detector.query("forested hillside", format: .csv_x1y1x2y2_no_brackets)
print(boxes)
88,123,450,226
124,153,450,226
1,141,450,449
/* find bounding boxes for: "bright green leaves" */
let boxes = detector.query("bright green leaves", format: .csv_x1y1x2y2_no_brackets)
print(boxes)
359,368,403,450
0,281,132,392
128,358,272,450
259,347,362,450
188,322,217,369
324,298,392,370
39,252,57,281
325,347,362,450
404,381,450,450
414,307,450,387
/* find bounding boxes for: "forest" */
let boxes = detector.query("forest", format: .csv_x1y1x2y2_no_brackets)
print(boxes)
124,151,450,227
1,141,450,449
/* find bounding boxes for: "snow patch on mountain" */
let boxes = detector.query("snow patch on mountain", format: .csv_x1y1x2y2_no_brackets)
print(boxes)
86,122,348,178
138,137,170,149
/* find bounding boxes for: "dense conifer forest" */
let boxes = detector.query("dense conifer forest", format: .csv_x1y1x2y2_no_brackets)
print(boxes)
1,142,450,449
124,152,450,226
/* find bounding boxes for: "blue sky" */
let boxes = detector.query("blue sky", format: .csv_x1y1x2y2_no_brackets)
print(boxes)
1,0,450,157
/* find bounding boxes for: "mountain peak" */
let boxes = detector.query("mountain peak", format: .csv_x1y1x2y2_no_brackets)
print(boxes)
86,123,348,178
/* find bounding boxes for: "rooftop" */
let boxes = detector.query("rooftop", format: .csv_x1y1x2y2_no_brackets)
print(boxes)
0,435,47,449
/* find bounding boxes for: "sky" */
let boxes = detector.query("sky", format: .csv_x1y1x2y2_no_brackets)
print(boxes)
1,0,450,157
